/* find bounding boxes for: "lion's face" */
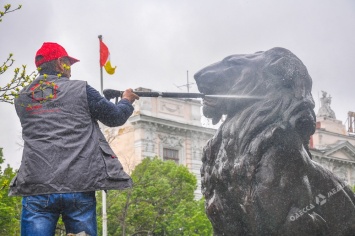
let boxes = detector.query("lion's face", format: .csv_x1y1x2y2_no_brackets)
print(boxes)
194,61,236,124
194,48,315,127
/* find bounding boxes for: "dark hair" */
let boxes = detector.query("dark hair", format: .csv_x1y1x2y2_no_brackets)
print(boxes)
35,55,58,75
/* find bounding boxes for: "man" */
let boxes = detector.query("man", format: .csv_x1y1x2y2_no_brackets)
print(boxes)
9,42,139,235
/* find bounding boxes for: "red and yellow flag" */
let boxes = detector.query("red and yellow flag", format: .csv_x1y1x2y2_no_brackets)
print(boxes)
100,40,117,75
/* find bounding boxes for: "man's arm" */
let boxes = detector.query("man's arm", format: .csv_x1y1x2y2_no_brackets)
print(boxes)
86,84,136,127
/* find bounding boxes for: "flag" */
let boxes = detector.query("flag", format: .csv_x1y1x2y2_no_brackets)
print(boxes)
100,40,117,75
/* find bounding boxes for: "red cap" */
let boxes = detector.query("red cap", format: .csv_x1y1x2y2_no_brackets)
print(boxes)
35,42,79,68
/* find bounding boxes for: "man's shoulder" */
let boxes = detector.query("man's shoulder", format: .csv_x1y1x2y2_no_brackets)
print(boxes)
67,79,87,85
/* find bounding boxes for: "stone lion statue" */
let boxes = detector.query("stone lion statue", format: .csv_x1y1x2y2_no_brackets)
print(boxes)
194,47,355,236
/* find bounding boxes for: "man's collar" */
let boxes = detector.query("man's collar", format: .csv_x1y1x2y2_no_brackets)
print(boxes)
40,71,59,76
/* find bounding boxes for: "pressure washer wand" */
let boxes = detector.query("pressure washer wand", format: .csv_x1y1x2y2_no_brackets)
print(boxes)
103,89,264,104
103,89,205,100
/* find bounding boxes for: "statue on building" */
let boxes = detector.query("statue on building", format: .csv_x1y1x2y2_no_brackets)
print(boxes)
195,47,355,235
317,91,336,119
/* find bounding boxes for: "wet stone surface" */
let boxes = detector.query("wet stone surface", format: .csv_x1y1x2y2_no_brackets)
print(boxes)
194,47,355,236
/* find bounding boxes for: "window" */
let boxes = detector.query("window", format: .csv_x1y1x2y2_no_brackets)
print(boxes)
163,148,179,163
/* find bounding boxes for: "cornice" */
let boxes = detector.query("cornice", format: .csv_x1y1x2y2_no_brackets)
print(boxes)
313,128,355,140
311,150,355,165
128,114,216,135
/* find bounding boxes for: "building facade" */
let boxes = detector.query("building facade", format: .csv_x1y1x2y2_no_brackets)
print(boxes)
310,91,355,186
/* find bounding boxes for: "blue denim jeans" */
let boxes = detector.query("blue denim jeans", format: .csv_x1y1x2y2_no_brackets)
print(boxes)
21,192,97,236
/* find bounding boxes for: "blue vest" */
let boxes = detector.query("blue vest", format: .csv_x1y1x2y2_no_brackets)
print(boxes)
9,75,132,196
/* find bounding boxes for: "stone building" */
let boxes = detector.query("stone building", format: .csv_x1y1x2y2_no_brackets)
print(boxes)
103,88,215,198
310,91,355,186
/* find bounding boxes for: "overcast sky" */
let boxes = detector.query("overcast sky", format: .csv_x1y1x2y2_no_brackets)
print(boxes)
1,0,355,169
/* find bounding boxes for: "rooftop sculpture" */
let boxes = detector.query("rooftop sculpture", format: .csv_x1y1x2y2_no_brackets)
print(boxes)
317,90,336,119
194,47,355,235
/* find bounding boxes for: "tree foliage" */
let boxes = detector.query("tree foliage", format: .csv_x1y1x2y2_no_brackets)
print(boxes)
0,4,21,22
97,158,213,235
0,148,22,234
166,199,212,235
0,4,36,104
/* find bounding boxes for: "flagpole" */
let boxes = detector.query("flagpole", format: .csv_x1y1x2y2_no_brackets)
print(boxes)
98,34,108,236
98,35,104,94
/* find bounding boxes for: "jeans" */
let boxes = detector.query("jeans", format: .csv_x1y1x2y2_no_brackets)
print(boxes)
21,192,97,236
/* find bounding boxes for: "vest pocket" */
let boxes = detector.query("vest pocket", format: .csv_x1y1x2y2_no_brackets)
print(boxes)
99,141,130,180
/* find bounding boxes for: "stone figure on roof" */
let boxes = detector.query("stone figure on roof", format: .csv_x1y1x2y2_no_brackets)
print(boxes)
317,90,336,119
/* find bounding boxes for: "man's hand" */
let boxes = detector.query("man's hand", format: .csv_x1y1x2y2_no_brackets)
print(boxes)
122,88,139,103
